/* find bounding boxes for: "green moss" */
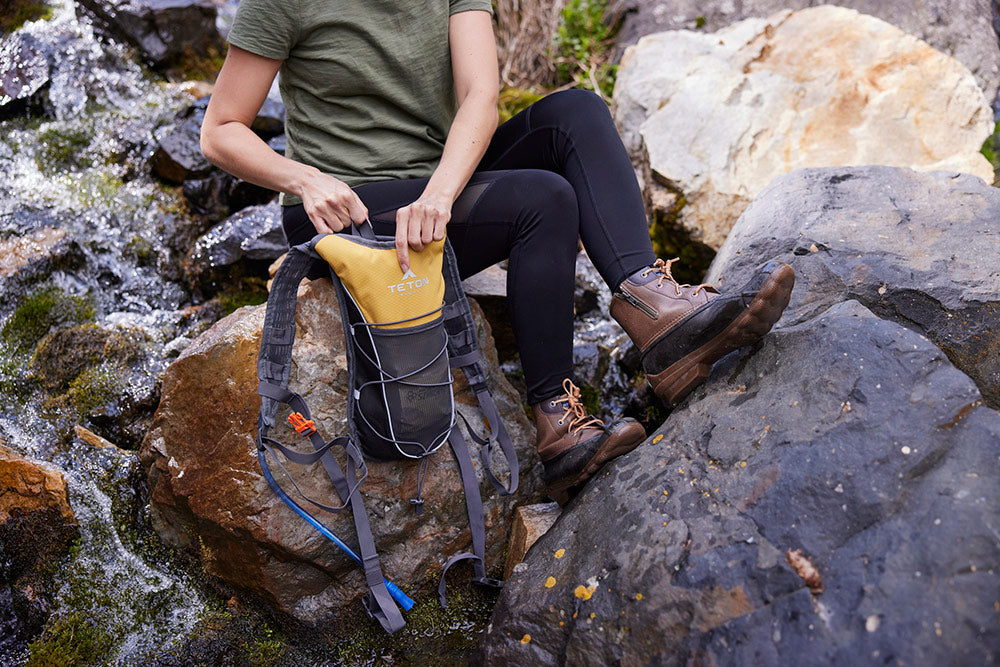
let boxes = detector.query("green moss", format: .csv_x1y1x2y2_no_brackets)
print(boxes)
126,235,156,266
498,86,543,124
578,383,601,417
26,612,115,667
1,285,95,352
695,15,707,28
647,191,716,285
334,584,499,665
0,0,52,34
217,277,268,315
35,127,94,174
71,170,125,208
62,363,120,419
980,120,1000,186
171,43,227,83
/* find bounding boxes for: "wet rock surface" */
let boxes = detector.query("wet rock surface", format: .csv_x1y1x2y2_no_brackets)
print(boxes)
140,280,545,628
0,445,79,659
150,103,212,184
708,166,1000,410
0,32,50,116
480,300,1000,665
185,201,285,281
613,5,994,250
77,0,224,70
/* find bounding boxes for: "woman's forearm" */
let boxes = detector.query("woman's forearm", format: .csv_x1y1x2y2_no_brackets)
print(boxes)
201,120,317,199
422,89,498,204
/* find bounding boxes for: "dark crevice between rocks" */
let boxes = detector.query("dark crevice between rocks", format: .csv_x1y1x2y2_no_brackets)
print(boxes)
646,178,716,285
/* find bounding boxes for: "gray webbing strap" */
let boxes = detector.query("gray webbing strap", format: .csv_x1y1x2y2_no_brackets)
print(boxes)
438,423,503,607
257,242,317,429
440,243,519,496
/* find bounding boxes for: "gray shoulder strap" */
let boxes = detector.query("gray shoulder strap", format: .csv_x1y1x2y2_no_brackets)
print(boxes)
440,242,519,495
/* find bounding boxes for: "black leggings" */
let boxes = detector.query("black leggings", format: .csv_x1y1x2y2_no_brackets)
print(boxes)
283,89,655,404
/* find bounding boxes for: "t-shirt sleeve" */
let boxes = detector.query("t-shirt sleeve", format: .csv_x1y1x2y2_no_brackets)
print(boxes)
449,0,494,16
227,0,300,60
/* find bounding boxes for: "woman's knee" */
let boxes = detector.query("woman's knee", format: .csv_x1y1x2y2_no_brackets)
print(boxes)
530,88,611,128
505,170,578,234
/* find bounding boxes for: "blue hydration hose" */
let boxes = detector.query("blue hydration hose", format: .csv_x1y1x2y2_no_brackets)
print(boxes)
257,449,415,611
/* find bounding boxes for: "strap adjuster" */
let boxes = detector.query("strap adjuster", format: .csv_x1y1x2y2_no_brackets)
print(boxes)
288,412,316,437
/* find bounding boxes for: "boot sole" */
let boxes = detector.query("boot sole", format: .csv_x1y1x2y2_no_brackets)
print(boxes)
545,422,646,504
648,264,795,405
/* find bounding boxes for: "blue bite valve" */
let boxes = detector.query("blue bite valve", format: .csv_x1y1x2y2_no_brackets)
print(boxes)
384,579,415,610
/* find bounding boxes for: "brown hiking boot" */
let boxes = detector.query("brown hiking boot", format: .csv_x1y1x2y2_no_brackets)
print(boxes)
611,258,795,404
533,379,646,504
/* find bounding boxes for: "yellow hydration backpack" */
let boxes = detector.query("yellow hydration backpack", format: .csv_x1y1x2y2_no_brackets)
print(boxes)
255,223,519,633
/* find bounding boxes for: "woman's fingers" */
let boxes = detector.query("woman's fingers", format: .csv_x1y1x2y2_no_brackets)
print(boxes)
347,195,369,226
301,172,369,233
393,195,452,272
407,204,425,251
395,207,411,274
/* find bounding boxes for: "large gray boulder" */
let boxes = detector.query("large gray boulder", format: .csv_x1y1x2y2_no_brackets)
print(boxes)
613,6,994,251
480,298,1000,665
617,0,1000,105
708,166,1000,410
478,165,1000,665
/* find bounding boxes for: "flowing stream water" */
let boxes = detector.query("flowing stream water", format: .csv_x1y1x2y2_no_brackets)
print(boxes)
0,2,219,662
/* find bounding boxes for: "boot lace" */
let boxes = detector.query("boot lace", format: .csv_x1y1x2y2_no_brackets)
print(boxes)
640,258,715,296
550,379,604,434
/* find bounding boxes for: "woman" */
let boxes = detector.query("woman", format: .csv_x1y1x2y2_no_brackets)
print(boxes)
200,0,794,501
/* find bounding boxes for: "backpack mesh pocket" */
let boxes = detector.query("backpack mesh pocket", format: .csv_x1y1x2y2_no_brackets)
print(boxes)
350,309,454,461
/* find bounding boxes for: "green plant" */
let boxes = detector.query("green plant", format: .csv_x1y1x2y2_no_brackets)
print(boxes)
550,0,619,100
498,86,543,124
981,120,1000,186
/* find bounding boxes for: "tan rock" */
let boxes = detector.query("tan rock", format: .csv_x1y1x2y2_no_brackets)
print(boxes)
614,6,995,250
140,279,543,625
0,445,75,526
503,502,561,579
0,228,67,279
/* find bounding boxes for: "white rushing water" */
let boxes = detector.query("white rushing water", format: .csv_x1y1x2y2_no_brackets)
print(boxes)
0,1,213,662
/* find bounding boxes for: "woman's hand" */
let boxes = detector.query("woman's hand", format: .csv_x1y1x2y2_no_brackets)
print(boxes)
394,191,452,273
299,168,369,234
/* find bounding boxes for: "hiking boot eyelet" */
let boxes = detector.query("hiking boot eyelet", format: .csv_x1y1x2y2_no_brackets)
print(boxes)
557,419,564,425
549,401,557,407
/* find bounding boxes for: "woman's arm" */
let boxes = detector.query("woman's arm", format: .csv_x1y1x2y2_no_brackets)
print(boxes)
394,10,499,272
200,46,368,233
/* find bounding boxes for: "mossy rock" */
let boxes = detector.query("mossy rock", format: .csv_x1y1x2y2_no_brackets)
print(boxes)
0,0,52,34
1,286,95,353
34,127,94,175
0,509,80,646
26,611,115,667
30,324,143,393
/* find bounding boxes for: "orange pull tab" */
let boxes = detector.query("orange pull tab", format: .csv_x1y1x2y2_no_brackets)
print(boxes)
288,412,316,437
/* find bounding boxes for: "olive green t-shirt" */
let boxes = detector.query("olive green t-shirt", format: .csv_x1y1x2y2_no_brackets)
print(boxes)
227,0,494,205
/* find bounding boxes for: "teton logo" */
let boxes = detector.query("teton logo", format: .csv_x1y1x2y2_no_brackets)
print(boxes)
388,268,429,295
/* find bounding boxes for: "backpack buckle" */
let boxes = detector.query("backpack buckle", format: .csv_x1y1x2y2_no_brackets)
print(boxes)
288,412,316,437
